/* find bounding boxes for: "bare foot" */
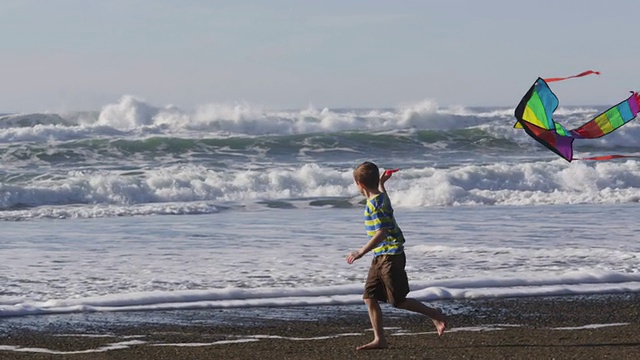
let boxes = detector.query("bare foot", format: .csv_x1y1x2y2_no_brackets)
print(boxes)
433,309,447,337
434,318,447,336
356,339,388,350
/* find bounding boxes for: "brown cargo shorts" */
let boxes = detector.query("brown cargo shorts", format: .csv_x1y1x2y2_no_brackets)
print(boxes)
363,252,410,307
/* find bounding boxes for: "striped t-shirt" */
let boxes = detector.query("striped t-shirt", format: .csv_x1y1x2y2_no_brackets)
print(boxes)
364,193,405,256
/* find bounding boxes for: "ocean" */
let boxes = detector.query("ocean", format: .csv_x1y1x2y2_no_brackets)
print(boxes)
1,97,640,320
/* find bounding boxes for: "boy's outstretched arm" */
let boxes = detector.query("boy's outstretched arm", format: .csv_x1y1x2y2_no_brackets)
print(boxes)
346,229,387,264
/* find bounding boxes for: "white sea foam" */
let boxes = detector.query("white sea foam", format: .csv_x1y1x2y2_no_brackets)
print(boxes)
4,160,640,219
0,324,628,354
10,271,640,315
152,339,259,347
551,323,630,330
0,340,146,354
0,97,613,141
1,205,639,318
392,324,518,335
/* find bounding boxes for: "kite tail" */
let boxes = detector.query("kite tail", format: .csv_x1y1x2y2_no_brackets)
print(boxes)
544,70,600,83
575,154,640,161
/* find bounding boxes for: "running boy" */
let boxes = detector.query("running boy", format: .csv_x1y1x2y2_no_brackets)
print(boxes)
346,161,446,350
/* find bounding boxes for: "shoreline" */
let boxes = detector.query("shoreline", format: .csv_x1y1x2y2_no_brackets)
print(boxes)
1,293,639,359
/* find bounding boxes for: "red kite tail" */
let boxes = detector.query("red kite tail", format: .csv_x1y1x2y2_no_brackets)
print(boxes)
544,70,600,83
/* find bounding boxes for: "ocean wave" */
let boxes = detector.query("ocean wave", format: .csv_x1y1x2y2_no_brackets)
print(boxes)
0,97,632,161
2,270,639,317
2,99,640,220
0,130,526,170
0,96,607,136
3,161,640,219
7,126,640,170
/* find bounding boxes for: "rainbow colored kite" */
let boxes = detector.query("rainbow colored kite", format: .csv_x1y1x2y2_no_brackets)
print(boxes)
514,70,640,161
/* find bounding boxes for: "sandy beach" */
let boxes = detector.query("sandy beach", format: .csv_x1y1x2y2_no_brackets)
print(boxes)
1,293,639,359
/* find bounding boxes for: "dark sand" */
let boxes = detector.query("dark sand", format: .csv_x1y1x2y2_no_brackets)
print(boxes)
1,293,639,359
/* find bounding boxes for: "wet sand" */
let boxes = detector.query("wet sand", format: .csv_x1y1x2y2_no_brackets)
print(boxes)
1,293,639,359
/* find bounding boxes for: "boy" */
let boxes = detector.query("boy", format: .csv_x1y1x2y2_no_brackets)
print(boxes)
346,161,447,350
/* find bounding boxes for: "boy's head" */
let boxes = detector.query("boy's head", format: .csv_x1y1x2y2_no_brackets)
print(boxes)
353,161,379,191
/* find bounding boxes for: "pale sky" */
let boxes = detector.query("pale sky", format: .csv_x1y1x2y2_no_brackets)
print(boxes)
1,0,639,112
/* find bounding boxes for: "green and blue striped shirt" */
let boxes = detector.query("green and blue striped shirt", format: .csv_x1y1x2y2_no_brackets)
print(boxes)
364,193,405,256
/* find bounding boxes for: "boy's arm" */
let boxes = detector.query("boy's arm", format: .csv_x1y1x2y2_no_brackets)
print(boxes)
346,229,387,264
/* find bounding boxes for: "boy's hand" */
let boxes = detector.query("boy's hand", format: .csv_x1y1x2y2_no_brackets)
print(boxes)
380,168,399,184
379,168,399,192
346,250,362,264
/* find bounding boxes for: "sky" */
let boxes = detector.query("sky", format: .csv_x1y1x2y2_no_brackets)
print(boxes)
1,0,639,113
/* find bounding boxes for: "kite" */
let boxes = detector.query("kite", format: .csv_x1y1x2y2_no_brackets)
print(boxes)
513,70,640,162
384,168,400,176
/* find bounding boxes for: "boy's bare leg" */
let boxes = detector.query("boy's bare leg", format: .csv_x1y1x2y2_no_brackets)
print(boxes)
358,298,388,350
395,298,447,336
